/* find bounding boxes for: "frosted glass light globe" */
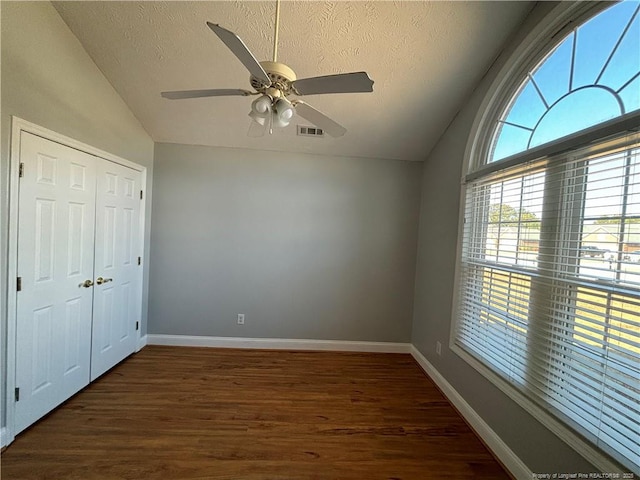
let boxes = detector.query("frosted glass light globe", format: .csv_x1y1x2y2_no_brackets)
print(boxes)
251,95,272,114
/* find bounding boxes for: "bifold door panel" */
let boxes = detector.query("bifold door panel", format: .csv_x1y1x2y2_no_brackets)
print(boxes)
15,132,142,434
91,160,141,380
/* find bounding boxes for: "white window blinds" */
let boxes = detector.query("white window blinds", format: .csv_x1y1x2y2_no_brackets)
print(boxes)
454,134,640,472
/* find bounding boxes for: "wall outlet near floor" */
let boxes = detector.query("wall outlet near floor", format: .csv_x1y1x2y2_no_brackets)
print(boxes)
237,314,245,325
436,341,442,356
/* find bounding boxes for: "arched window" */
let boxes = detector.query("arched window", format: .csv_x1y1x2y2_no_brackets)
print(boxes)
453,1,640,474
490,1,639,162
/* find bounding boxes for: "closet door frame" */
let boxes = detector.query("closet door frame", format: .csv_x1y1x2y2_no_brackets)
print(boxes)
5,117,147,448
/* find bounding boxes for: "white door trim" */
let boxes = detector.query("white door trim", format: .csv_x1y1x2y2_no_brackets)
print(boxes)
4,116,147,447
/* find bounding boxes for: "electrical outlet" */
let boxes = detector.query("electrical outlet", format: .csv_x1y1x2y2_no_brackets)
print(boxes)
237,314,245,325
436,341,442,356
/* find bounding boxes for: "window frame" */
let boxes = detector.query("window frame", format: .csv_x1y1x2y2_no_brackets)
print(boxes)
450,1,640,474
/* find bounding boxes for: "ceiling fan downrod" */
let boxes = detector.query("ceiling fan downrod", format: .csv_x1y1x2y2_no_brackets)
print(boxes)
273,0,281,63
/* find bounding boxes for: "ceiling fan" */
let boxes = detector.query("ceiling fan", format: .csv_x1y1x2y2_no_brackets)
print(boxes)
161,0,374,137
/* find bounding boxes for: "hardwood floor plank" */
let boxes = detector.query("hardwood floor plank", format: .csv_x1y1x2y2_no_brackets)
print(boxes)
1,346,509,479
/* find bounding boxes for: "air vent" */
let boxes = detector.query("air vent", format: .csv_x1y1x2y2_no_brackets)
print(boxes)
297,125,324,137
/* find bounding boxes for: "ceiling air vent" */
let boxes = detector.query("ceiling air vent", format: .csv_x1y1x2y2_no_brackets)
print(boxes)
297,125,325,137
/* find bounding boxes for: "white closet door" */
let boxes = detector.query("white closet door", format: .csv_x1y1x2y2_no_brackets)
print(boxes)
15,132,96,433
91,160,141,380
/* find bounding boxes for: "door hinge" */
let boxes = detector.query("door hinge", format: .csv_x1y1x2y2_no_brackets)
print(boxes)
15,387,20,402
137,256,141,266
135,321,139,331
19,163,24,178
140,190,143,200
17,277,22,292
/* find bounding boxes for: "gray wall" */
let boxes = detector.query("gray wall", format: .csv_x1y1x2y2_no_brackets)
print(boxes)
411,2,597,474
1,1,154,427
0,1,607,474
149,143,421,342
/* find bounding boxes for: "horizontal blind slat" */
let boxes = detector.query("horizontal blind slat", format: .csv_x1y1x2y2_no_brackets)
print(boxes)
455,134,640,472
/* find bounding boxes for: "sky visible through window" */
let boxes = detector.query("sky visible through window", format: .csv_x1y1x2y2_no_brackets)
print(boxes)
491,0,640,163
485,1,640,266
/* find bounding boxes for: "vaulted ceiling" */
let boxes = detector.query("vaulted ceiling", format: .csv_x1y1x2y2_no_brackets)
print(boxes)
53,1,534,161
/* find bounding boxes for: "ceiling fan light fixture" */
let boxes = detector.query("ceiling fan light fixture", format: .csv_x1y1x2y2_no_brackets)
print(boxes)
249,94,275,130
249,96,294,130
273,97,294,127
272,117,290,128
248,110,267,126
251,94,272,115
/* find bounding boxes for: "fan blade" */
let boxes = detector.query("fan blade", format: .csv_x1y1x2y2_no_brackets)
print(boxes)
206,22,271,85
161,89,253,100
292,72,374,96
293,101,346,137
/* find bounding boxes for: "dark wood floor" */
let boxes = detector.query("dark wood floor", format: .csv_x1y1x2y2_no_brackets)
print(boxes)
2,346,510,479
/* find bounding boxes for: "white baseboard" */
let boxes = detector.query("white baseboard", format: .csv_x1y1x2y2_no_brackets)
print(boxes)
410,346,531,480
147,334,411,353
137,334,148,352
1,427,12,449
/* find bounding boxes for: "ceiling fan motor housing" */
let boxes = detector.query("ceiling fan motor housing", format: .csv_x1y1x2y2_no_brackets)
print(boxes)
251,61,297,96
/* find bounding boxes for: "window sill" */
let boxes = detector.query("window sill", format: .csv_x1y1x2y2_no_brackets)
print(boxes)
449,342,627,473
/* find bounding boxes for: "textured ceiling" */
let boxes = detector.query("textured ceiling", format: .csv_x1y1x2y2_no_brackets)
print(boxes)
53,1,533,162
